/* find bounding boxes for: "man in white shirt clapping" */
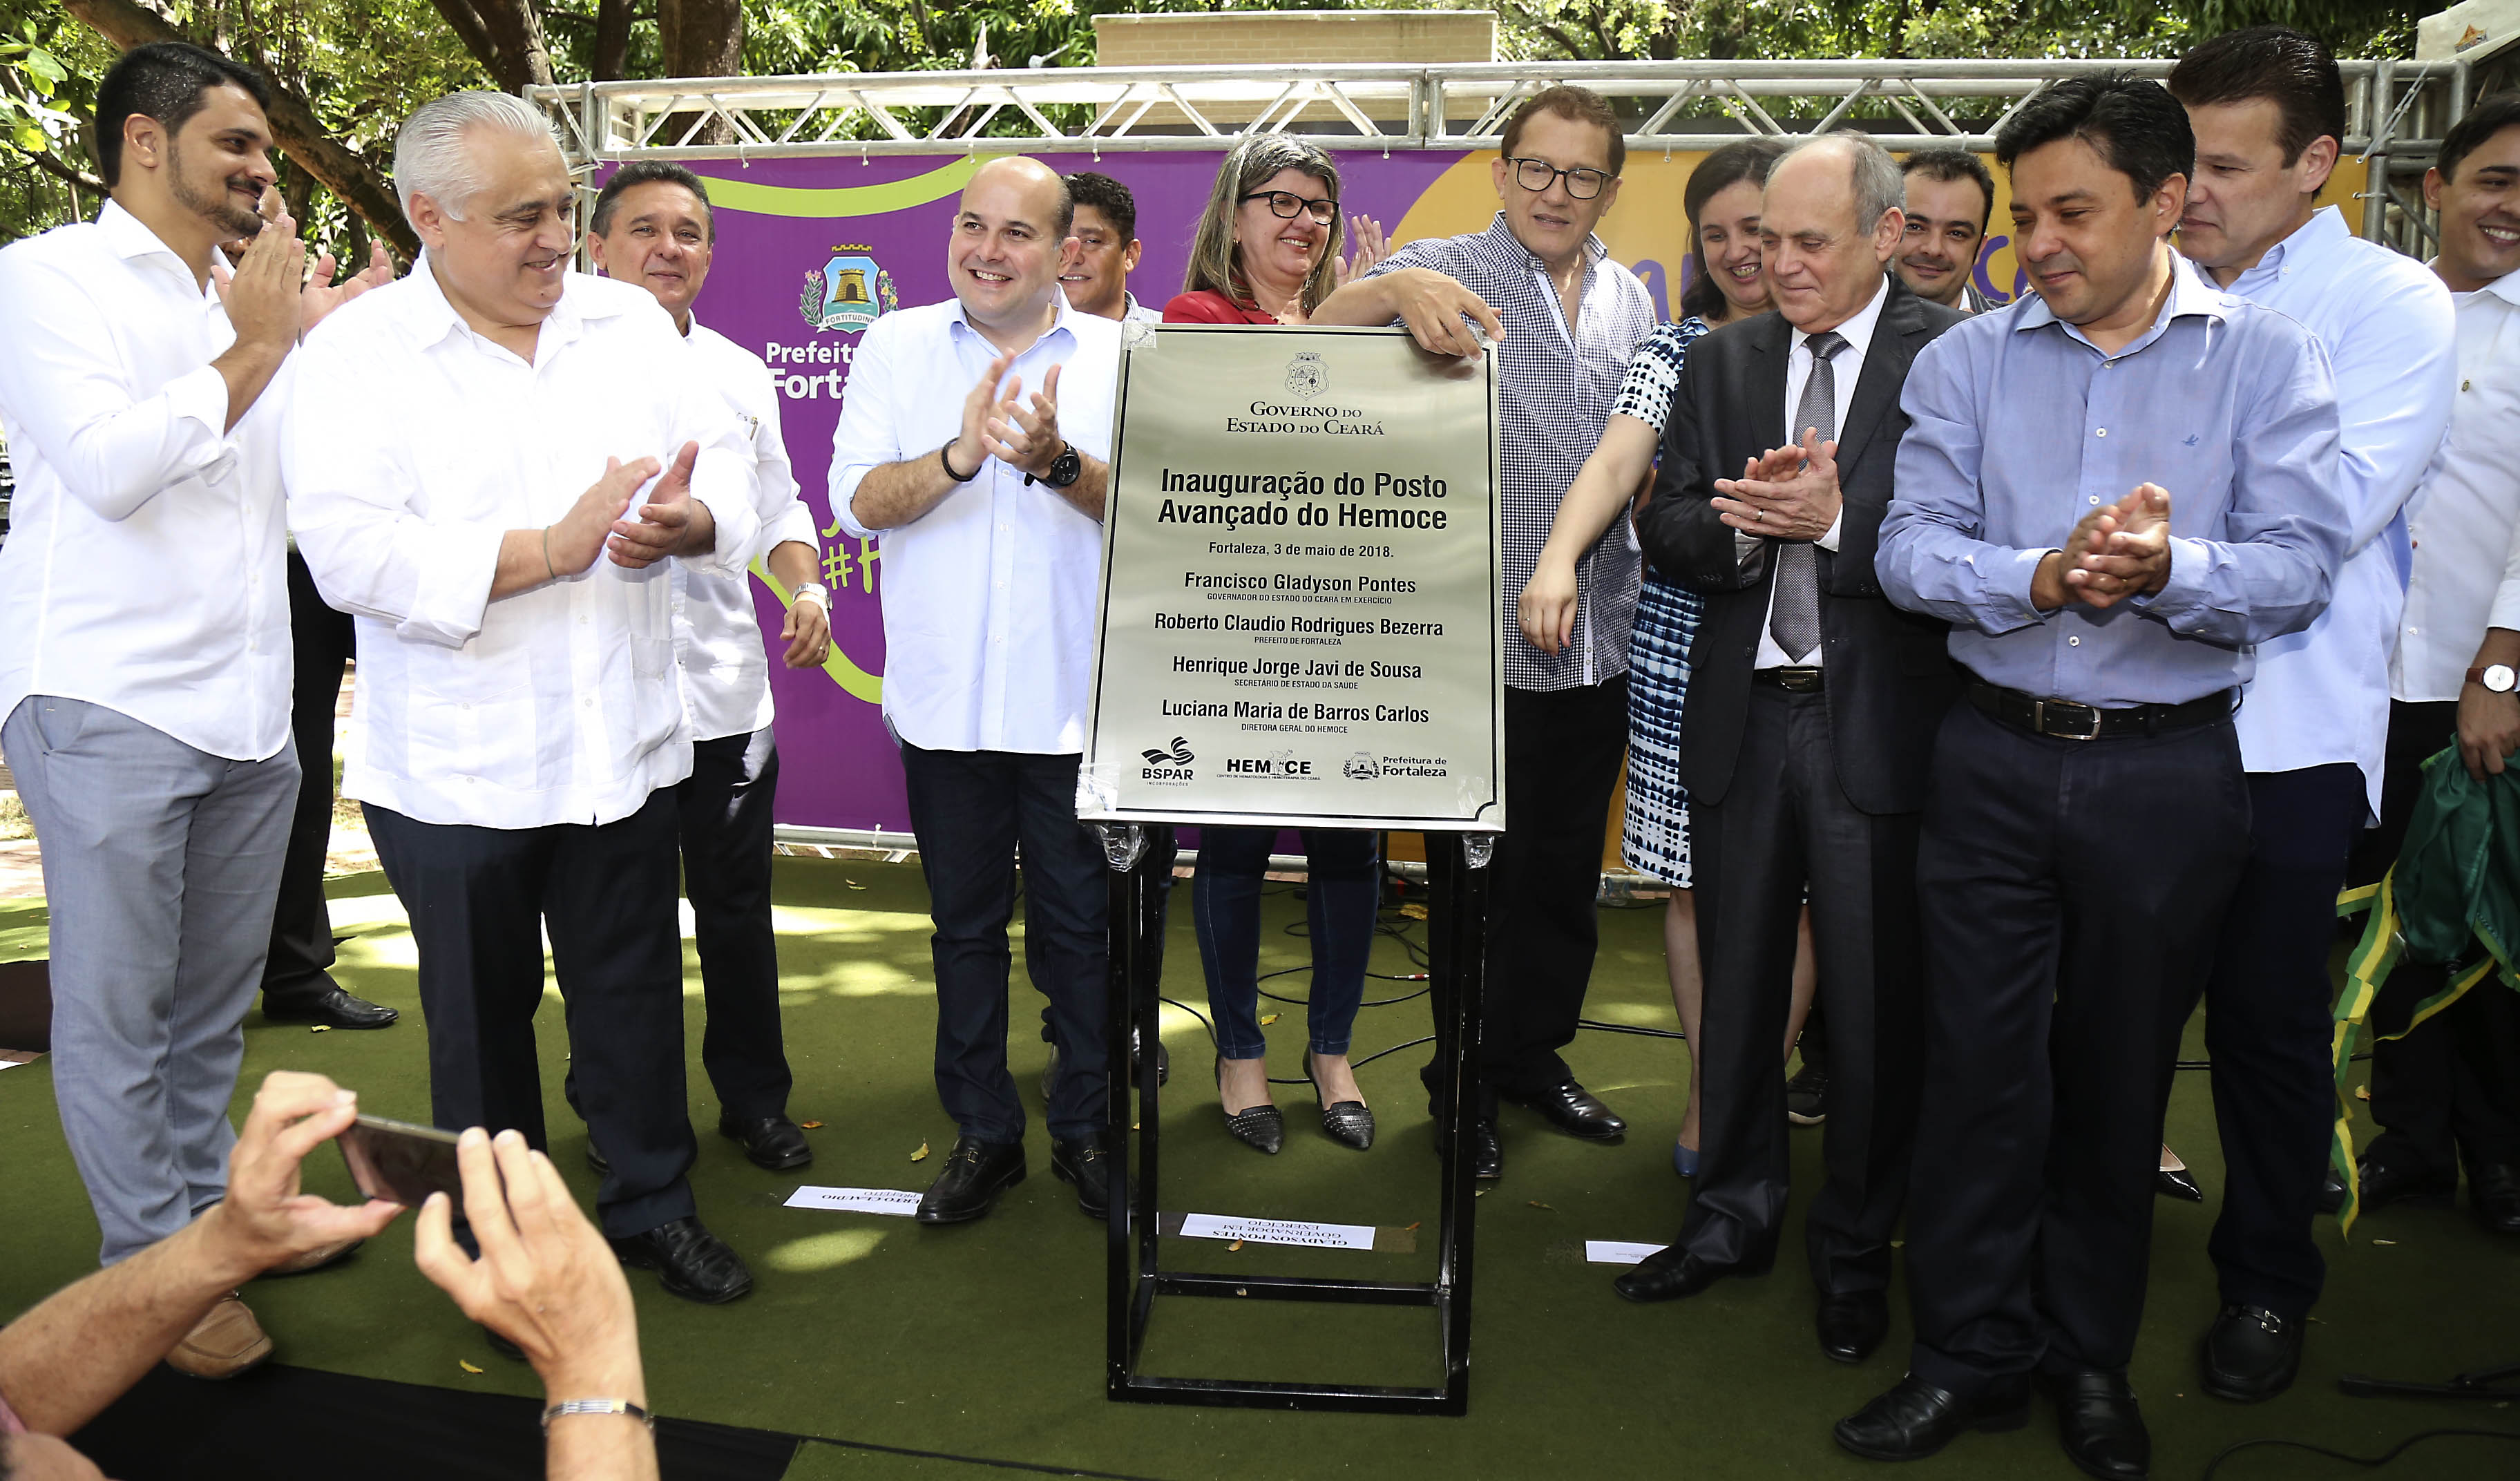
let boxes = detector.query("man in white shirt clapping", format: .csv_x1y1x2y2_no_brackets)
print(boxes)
285,92,763,1315
829,157,1121,1226
584,160,828,1175
0,41,389,1375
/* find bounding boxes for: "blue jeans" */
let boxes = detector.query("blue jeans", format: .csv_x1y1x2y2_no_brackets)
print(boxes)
1193,826,1378,1059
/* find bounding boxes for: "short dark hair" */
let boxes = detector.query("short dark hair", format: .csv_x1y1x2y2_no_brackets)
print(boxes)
1679,137,1787,321
1901,146,1995,231
95,41,270,187
2438,92,2520,184
2167,25,2346,167
590,160,714,242
1996,72,2194,205
1065,171,1137,242
1502,84,1625,178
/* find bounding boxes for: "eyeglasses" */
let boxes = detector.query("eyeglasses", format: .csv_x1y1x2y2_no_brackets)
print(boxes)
1240,189,1340,226
1505,157,1614,200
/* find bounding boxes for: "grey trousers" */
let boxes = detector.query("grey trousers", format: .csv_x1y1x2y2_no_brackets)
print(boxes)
4,696,296,1263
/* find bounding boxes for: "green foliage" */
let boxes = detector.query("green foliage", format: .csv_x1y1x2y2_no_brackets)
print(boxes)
0,3,116,245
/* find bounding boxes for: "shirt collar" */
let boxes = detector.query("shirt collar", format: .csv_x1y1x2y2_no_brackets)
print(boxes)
2223,204,2350,287
2469,267,2520,310
1797,271,1891,361
397,249,593,359
2014,249,2228,356
946,286,1080,354
96,199,214,296
1485,212,1610,273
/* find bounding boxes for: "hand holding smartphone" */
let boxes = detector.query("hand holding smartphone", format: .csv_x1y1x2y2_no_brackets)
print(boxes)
337,1114,471,1207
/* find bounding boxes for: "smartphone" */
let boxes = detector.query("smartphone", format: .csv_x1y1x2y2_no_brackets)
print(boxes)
337,1113,465,1207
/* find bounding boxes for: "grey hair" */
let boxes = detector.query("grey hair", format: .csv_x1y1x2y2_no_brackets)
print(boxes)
1776,129,1907,236
394,90,561,220
1183,135,1346,316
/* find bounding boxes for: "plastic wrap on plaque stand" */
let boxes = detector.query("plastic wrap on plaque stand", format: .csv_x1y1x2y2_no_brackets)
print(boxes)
1101,823,1490,1415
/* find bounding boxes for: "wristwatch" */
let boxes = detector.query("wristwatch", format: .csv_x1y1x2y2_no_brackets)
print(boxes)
1026,443,1082,490
2467,665,2518,694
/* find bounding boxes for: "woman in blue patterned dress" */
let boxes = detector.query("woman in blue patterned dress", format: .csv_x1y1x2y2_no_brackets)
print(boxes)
1517,138,1818,1178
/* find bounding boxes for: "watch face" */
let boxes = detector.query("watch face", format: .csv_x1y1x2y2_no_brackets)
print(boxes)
1051,447,1082,487
2490,665,2517,694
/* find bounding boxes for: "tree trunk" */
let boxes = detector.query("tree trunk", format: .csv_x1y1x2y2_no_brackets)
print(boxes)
427,0,557,93
64,0,419,260
659,0,744,143
593,0,631,82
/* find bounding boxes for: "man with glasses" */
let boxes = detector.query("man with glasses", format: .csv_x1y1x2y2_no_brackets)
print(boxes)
1315,84,1656,1181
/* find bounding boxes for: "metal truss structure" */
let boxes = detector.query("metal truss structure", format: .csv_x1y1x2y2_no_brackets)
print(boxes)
530,55,2485,255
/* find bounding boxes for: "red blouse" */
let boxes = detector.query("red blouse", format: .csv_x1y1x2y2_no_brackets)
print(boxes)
1163,290,1283,325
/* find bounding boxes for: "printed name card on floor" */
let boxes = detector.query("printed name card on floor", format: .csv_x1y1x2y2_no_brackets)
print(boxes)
1584,1241,1670,1265
783,1185,922,1216
1178,1212,1379,1250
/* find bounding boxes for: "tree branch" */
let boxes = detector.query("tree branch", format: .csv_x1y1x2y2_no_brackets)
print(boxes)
23,147,108,195
593,0,631,82
62,0,418,259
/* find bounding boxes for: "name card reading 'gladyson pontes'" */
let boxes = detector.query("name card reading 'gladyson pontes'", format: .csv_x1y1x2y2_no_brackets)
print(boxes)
1078,325,1506,833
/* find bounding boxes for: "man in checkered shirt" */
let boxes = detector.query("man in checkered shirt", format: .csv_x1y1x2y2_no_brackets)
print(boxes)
1317,84,1657,1180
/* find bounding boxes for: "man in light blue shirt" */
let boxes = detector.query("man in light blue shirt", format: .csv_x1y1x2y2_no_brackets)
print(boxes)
2167,26,2458,1403
1837,75,2346,1479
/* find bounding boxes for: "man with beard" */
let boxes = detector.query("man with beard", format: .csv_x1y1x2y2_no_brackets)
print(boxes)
0,40,389,1372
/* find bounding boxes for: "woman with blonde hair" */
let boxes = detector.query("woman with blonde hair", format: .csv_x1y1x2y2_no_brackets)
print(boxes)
1166,137,1388,1153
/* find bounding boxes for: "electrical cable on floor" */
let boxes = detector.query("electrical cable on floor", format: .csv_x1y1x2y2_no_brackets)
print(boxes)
2199,1427,2520,1478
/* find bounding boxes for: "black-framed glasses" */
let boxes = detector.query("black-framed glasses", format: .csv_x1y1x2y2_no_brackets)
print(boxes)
1505,156,1614,200
1240,189,1339,226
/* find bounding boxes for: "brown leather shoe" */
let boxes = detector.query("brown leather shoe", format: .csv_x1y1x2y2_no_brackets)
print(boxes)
165,1293,273,1379
267,1238,363,1277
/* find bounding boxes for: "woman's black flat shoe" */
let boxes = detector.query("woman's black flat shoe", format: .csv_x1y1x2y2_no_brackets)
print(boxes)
1216,1054,1284,1155
1305,1050,1376,1152
2155,1165,2204,1201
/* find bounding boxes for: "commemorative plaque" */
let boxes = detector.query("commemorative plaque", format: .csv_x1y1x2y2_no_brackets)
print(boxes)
1079,324,1505,833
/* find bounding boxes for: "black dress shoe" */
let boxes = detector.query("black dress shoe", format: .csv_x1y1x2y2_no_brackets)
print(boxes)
718,1113,812,1171
1613,1247,1762,1303
2470,1163,2520,1234
1469,1117,1503,1179
1834,1374,2030,1462
261,982,399,1030
1786,1063,1830,1125
2356,1155,2457,1212
2201,1304,2302,1402
1502,1078,1627,1142
915,1136,1025,1225
2316,1168,2346,1215
2154,1165,2204,1201
1304,1050,1375,1152
1817,1291,1889,1364
585,1140,609,1175
1216,1055,1284,1156
2038,1367,2150,1480
1051,1131,1119,1219
609,1215,752,1304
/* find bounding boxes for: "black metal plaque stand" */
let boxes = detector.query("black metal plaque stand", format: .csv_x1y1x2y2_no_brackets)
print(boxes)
1099,823,1490,1414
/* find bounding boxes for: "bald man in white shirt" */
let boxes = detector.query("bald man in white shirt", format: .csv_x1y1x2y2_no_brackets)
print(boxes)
287,92,762,1315
0,41,388,1373
585,160,828,1174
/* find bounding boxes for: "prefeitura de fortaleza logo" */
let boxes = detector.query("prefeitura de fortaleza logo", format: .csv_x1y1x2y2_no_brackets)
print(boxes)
801,245,897,333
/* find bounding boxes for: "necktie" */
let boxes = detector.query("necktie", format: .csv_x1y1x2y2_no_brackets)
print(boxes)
1768,329,1844,665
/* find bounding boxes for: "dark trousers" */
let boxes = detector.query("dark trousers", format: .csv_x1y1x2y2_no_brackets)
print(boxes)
899,743,1108,1144
2195,763,2367,1319
1905,703,2250,1393
1679,688,1922,1295
2354,700,2520,1178
262,551,356,1000
365,792,697,1238
1428,676,1629,1114
1193,826,1378,1059
676,727,792,1121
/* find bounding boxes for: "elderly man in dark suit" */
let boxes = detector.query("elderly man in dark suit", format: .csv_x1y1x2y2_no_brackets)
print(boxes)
1614,131,1966,1367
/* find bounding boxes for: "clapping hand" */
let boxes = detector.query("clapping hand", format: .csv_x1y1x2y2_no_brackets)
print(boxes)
1333,214,1391,287
608,442,716,567
300,240,397,335
1712,428,1842,542
210,187,307,356
982,362,1066,481
2061,482,2172,609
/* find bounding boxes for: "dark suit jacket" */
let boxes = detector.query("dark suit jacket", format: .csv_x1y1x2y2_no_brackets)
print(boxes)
1634,278,1965,816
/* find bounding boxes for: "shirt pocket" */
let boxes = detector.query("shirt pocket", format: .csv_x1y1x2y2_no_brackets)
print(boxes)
629,634,685,752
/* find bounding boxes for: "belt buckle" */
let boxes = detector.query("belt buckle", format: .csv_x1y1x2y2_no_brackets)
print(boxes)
2033,697,2103,741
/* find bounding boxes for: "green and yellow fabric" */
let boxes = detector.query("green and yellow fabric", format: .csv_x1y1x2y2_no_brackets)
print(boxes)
2331,749,2520,1232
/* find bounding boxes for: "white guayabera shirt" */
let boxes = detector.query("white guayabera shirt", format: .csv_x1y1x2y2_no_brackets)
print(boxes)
284,260,758,829
0,200,292,761
677,318,818,743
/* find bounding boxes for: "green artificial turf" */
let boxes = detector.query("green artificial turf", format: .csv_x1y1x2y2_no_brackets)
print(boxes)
2,859,2516,1480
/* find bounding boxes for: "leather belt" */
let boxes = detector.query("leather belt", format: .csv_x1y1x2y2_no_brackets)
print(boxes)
1967,682,2233,742
1753,667,1824,693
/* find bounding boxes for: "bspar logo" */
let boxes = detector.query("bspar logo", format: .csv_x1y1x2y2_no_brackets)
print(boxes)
1140,738,1194,766
1140,736,1196,785
1343,752,1380,781
801,245,897,334
1284,351,1326,399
